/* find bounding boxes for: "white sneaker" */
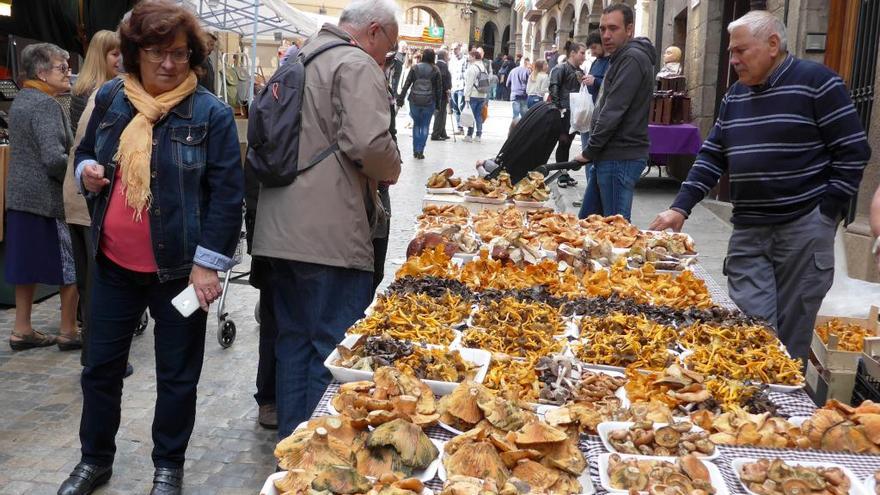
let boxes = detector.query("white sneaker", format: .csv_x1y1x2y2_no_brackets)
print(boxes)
475,136,481,143
463,136,472,142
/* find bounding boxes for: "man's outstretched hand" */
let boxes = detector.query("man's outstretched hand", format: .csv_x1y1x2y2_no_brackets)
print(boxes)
648,209,686,232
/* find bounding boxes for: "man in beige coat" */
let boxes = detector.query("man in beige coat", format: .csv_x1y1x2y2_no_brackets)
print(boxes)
252,0,402,438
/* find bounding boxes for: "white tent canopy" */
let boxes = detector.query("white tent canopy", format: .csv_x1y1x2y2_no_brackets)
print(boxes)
178,0,321,102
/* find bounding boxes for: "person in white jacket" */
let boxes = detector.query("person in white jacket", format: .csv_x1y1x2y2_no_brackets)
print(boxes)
463,48,488,142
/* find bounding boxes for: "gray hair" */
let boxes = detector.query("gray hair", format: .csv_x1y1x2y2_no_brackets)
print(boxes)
728,10,788,53
339,0,400,29
21,43,69,80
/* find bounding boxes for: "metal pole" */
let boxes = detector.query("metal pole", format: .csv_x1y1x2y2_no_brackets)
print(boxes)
248,0,260,105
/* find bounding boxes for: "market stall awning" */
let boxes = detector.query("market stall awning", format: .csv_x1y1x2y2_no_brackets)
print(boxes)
0,0,138,55
178,0,317,38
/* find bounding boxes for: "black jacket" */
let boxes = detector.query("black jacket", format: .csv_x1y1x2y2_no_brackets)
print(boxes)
583,37,657,162
398,62,443,110
437,59,452,101
548,61,584,111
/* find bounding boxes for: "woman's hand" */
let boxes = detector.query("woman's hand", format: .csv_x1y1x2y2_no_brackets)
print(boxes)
82,163,111,193
189,264,222,311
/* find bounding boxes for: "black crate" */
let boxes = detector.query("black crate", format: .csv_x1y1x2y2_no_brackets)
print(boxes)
852,359,880,404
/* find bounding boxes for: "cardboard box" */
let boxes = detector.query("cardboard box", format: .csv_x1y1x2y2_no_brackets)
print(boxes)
805,357,857,405
811,306,879,373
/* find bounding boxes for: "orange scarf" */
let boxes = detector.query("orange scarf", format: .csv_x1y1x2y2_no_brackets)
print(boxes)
115,72,198,220
22,79,54,95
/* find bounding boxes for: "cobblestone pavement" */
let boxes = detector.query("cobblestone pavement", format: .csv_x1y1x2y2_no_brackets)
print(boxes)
0,100,732,494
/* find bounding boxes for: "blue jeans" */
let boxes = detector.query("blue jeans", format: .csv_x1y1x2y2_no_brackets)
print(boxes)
512,97,527,119
577,158,646,221
270,259,372,439
527,95,543,109
80,254,207,469
410,104,434,153
467,97,485,137
452,90,465,129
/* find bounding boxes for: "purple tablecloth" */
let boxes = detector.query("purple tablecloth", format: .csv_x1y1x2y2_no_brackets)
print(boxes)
649,123,703,155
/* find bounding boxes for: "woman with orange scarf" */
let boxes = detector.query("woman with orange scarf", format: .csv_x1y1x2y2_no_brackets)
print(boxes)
58,2,244,494
5,43,80,351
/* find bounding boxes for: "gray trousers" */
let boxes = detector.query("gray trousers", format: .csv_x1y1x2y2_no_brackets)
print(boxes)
724,205,836,363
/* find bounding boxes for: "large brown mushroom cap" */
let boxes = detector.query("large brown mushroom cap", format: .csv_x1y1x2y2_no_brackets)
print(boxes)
367,418,439,470
510,459,560,492
443,441,510,487
514,421,568,446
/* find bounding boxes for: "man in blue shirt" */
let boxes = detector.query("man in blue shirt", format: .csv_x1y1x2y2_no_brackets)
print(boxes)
506,57,530,121
650,11,870,364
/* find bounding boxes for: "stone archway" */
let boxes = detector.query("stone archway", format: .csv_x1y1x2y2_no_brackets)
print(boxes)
501,25,511,56
559,3,577,47
576,1,591,41
589,0,604,31
543,16,558,53
405,6,444,28
482,21,499,59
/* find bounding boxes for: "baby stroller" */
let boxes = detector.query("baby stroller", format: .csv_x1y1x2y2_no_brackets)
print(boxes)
484,101,583,185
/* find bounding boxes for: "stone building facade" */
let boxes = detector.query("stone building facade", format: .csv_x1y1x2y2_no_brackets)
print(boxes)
284,0,518,59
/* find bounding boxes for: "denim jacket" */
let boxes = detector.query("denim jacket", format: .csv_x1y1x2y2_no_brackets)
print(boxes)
75,79,244,282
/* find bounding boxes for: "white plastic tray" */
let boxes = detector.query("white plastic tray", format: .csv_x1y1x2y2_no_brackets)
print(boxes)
260,472,435,495
324,335,490,396
866,474,877,495
596,453,728,495
513,199,550,209
437,449,594,494
426,186,459,195
465,194,508,204
596,421,718,460
731,458,869,495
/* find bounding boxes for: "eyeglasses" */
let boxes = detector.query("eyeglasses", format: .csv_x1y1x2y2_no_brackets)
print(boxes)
378,25,398,53
51,64,71,73
141,47,192,64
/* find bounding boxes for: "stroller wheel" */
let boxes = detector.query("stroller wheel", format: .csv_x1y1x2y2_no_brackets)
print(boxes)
135,311,149,336
218,319,236,348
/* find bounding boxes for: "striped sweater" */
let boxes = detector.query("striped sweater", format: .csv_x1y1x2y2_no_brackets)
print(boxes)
671,55,871,225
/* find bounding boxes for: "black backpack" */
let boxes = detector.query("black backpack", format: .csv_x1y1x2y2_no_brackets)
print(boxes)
246,40,353,187
409,64,435,106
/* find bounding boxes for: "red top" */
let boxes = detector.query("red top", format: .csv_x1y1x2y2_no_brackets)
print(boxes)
100,167,158,273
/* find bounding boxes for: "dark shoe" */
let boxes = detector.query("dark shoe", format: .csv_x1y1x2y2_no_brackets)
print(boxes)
418,152,426,159
150,467,183,495
413,152,418,159
9,329,56,351
124,362,134,378
430,136,443,141
259,403,278,430
57,333,83,351
573,200,583,207
558,179,568,189
440,135,450,140
57,462,112,495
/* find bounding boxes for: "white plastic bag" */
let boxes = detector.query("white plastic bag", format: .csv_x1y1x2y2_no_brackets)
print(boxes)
460,103,476,128
569,85,594,134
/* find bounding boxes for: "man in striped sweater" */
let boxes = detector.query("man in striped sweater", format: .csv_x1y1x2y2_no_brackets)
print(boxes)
650,10,871,364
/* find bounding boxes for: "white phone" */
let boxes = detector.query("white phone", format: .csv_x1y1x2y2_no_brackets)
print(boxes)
171,284,201,317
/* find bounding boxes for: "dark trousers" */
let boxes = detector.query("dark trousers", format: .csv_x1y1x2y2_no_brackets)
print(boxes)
80,254,207,469
271,259,372,439
254,286,277,406
432,98,449,139
556,114,576,163
69,224,93,366
372,236,389,293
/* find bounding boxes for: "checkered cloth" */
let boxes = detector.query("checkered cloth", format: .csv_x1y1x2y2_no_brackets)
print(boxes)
311,382,835,494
